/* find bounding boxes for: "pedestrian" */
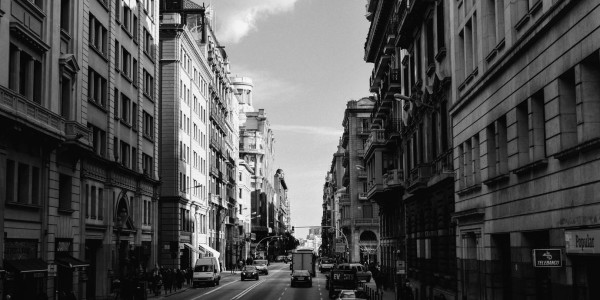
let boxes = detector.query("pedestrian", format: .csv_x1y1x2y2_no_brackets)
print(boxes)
176,269,185,290
373,265,383,297
186,267,192,285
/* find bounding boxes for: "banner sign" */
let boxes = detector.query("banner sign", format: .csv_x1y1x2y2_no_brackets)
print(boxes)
565,229,600,254
532,249,562,267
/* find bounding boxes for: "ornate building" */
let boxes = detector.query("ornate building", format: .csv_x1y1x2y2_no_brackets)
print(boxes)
341,98,380,264
364,0,455,299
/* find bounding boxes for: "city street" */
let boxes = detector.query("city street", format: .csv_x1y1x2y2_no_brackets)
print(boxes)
152,263,329,300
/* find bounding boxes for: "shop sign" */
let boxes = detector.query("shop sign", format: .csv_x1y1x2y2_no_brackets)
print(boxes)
532,249,562,267
396,260,406,274
48,264,57,277
565,229,600,254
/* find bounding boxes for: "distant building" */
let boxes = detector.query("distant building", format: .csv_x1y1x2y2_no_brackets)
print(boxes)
341,98,380,263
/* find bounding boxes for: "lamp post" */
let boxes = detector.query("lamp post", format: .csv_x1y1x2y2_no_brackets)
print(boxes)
255,235,282,260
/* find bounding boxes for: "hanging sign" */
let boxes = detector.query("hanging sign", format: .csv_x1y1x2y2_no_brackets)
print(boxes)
532,249,562,267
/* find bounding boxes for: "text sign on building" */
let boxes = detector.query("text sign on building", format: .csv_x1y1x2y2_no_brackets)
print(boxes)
532,249,562,267
335,243,346,253
565,229,600,254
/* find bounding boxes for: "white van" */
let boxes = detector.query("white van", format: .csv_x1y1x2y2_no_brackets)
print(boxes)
193,257,221,287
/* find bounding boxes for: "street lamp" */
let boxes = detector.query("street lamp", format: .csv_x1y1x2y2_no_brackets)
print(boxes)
393,93,434,108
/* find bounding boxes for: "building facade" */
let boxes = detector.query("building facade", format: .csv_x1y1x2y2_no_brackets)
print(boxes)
364,0,456,299
235,78,276,259
450,0,600,299
1,0,161,299
237,159,254,260
341,98,380,264
158,5,212,270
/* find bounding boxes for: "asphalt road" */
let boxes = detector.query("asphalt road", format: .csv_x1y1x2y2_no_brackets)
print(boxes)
158,262,331,300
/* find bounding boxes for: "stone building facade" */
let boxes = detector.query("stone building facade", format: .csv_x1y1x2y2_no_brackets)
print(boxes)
450,0,600,299
341,98,380,263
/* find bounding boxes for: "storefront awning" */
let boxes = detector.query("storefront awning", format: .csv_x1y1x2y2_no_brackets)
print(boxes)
183,243,202,254
55,253,90,269
198,244,220,259
4,259,48,273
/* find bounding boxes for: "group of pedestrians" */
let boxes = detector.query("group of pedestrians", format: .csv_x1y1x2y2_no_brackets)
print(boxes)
149,268,192,296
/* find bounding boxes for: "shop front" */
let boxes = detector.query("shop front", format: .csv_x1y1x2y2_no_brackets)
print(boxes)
55,253,90,300
565,229,600,299
3,259,48,300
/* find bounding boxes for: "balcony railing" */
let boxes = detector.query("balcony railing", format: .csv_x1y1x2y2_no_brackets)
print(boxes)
339,194,351,204
357,170,367,179
0,85,64,139
432,149,454,176
383,168,404,188
358,192,368,201
407,164,432,191
340,218,352,227
354,218,379,227
364,129,386,154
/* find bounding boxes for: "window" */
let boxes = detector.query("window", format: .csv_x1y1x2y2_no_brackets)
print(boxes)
115,0,121,22
143,111,154,139
59,174,72,210
89,14,108,56
120,93,131,123
60,77,72,119
9,44,43,104
436,0,445,50
143,69,154,98
121,47,131,78
88,124,107,157
133,15,138,42
115,40,120,70
60,0,71,33
557,68,577,150
239,188,242,198
426,17,435,66
123,5,131,33
132,58,138,86
131,147,137,171
120,140,130,167
88,67,107,107
144,28,154,57
142,153,153,175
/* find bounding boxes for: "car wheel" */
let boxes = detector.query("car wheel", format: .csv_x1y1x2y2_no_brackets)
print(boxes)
241,278,244,281
291,282,295,287
265,272,269,275
309,283,313,287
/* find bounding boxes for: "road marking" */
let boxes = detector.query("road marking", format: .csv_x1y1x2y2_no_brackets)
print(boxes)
189,280,238,300
230,280,266,300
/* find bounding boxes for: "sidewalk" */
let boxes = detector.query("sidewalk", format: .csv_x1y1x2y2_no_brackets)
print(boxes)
359,281,396,300
147,271,241,299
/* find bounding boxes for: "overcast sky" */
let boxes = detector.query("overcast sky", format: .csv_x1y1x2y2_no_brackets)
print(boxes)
205,0,373,239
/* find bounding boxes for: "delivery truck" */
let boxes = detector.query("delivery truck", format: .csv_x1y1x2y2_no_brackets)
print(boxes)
291,248,316,277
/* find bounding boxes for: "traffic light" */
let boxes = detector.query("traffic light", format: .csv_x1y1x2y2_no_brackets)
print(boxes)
292,226,295,232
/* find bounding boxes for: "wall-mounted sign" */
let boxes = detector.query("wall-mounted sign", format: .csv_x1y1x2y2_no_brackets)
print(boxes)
532,249,562,267
565,229,600,254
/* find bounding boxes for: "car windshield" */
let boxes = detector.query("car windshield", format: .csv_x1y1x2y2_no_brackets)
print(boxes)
322,259,333,264
243,266,256,271
292,270,310,276
194,265,213,272
253,260,268,265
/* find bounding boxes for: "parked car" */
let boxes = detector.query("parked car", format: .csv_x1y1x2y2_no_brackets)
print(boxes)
290,269,312,287
319,258,335,273
335,289,367,299
240,266,259,281
336,263,372,282
253,259,269,275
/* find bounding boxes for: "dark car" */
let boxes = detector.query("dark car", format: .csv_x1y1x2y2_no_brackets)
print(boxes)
240,266,259,281
253,259,269,275
291,269,312,287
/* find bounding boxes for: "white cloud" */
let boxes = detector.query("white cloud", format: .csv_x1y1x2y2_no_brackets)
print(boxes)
209,0,299,44
270,124,342,136
230,65,299,104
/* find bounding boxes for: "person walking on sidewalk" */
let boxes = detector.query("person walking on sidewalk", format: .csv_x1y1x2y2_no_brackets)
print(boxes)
372,265,384,298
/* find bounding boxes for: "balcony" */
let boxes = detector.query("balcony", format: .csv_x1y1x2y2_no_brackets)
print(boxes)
432,150,454,177
370,71,382,93
397,0,432,48
354,218,379,227
0,85,65,140
210,166,219,177
340,218,351,228
358,192,368,201
64,120,92,149
339,194,351,205
384,68,402,96
383,169,404,189
240,143,261,154
366,179,384,199
407,164,432,192
357,149,365,158
364,129,386,156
